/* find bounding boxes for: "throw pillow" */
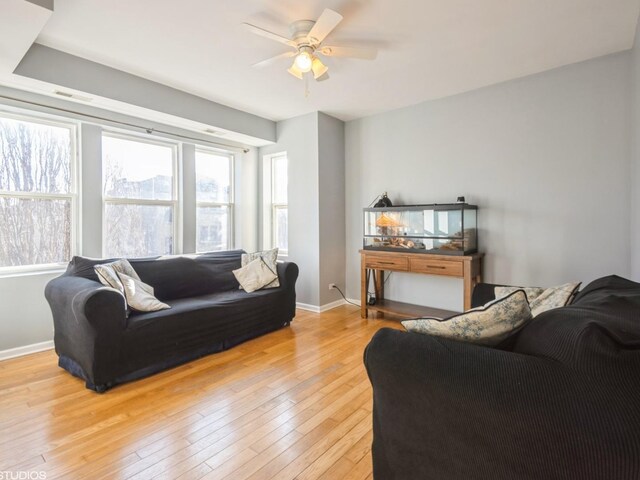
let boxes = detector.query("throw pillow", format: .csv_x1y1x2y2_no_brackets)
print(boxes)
115,272,170,312
94,259,143,294
233,258,278,293
495,286,545,304
241,248,279,288
402,290,532,346
529,282,581,317
495,283,581,317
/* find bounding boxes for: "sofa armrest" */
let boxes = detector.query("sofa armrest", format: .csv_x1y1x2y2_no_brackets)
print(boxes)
363,328,631,479
276,262,298,320
45,275,127,389
277,261,299,290
471,282,512,308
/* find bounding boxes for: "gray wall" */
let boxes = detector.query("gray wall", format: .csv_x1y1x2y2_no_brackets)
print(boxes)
318,113,346,306
258,112,346,308
0,88,260,352
632,23,640,281
346,52,632,311
260,113,321,306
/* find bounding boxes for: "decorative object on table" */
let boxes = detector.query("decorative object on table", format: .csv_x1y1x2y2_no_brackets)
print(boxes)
363,203,478,255
374,192,393,208
401,289,532,346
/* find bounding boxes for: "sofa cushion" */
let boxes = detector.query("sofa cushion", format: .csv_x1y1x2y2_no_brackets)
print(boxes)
513,275,640,370
402,290,532,346
128,250,244,301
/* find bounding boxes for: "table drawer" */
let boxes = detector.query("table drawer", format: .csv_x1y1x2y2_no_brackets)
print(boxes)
365,255,409,271
410,258,463,277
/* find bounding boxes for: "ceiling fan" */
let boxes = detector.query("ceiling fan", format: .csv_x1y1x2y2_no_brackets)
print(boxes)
243,8,377,82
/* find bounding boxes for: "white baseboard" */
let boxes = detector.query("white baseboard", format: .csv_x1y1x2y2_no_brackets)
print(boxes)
296,298,362,313
0,340,54,361
347,298,361,307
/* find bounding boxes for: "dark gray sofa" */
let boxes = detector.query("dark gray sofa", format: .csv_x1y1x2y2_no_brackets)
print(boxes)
364,275,640,479
45,250,298,392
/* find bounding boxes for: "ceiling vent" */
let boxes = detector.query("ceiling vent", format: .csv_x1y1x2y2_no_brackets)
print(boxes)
54,90,92,102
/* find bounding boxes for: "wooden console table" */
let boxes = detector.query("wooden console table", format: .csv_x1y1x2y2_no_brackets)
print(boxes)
360,249,483,319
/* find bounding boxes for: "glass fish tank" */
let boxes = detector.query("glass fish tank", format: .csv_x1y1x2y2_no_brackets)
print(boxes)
363,204,478,255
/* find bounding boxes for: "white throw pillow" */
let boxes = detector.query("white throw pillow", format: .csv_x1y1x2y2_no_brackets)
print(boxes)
115,272,170,312
94,259,142,294
233,258,278,293
241,248,279,288
402,290,532,346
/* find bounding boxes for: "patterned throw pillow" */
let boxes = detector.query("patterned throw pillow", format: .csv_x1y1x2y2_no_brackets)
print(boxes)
495,283,580,317
233,258,278,293
241,248,279,289
402,290,532,346
495,286,545,304
94,259,142,294
115,272,170,312
529,282,581,316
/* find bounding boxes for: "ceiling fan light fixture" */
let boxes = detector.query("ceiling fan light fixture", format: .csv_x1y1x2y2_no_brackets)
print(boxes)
287,63,304,79
294,51,313,72
311,57,328,80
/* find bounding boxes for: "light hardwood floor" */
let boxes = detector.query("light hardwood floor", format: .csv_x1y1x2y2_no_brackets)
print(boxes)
0,305,401,480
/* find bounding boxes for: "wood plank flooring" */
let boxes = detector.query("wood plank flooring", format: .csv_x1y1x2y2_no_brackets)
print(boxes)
0,305,401,480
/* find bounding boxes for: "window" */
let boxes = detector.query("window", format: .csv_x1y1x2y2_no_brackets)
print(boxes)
195,149,234,252
102,133,177,258
0,112,77,271
264,153,288,255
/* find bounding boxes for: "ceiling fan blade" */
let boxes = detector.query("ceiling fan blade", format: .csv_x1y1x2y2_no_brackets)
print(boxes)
319,45,377,60
311,57,328,80
242,23,295,47
307,9,343,44
287,63,304,80
253,51,296,68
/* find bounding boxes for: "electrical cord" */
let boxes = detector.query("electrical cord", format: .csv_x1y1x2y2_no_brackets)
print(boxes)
332,285,360,307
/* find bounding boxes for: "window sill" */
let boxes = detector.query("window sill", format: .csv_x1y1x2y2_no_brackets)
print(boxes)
0,265,67,279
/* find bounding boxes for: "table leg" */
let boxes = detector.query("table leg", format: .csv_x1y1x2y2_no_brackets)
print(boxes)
360,255,368,318
375,270,384,303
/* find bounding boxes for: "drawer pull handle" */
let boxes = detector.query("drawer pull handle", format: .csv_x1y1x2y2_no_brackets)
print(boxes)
377,261,397,265
427,265,446,269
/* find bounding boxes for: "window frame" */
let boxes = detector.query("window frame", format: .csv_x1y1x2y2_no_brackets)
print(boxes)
0,108,80,276
195,147,235,252
265,152,288,257
101,131,180,258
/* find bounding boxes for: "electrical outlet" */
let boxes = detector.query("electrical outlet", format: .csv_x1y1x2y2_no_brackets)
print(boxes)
328,283,337,291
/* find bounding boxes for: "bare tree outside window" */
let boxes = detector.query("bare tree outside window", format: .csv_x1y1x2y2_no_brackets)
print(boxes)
195,150,233,252
102,134,176,258
272,154,288,254
0,115,75,268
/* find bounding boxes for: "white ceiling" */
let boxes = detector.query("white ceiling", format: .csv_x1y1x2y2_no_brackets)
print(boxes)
22,0,640,121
